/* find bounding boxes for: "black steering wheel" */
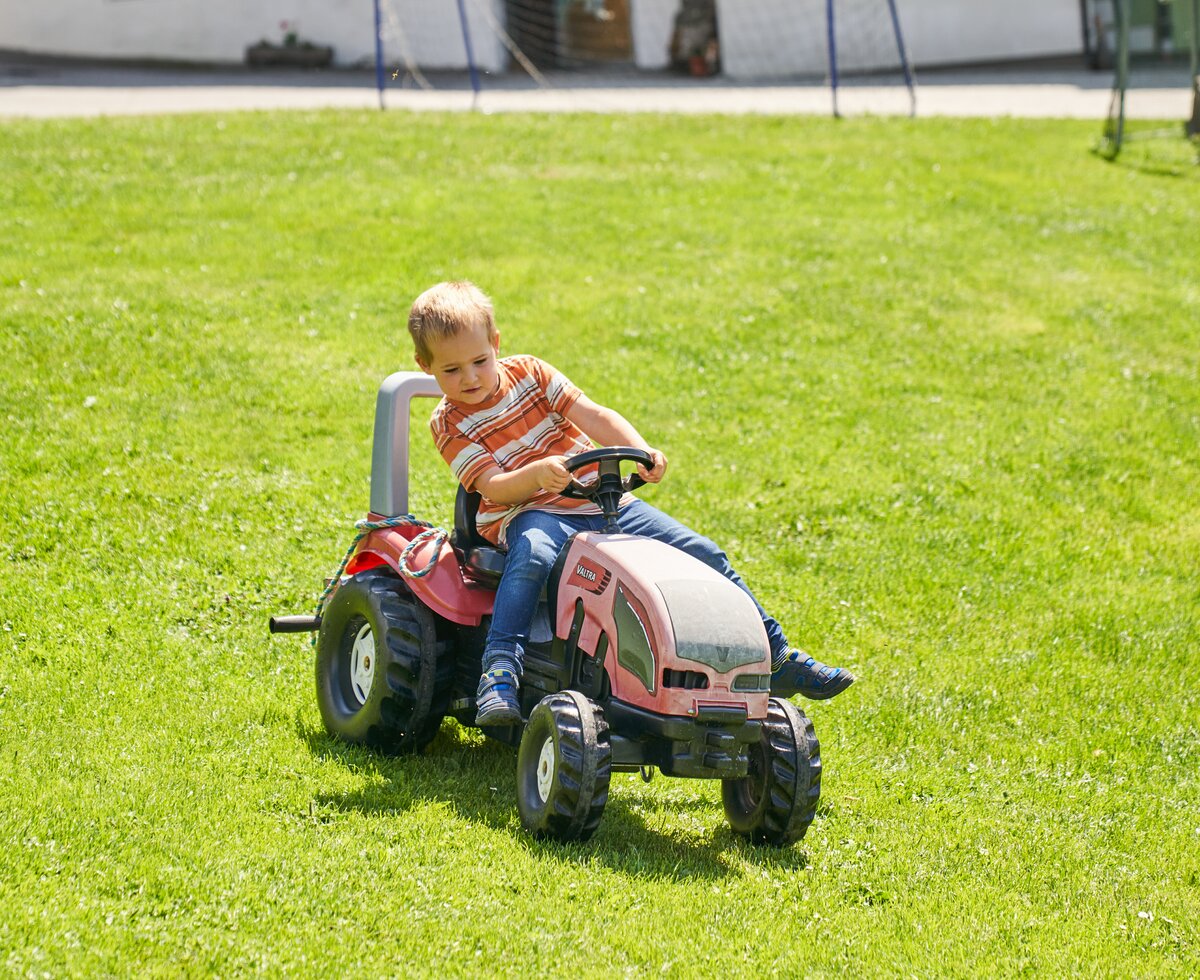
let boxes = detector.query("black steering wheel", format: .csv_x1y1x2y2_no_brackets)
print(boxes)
559,446,653,497
558,446,654,529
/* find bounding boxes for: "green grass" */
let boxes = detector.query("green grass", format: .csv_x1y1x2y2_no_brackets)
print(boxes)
1,109,1198,976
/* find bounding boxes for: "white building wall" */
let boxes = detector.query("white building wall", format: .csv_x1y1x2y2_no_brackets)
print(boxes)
631,0,678,69
0,0,507,71
0,0,1083,75
381,0,506,72
718,0,1084,78
902,0,1083,67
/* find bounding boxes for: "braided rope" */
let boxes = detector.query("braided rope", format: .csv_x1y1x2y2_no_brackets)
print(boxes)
312,515,444,640
397,527,450,579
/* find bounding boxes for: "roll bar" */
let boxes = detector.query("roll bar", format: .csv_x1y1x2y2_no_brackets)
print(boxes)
368,371,442,517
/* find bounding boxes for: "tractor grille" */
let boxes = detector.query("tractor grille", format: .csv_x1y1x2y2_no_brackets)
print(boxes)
662,668,709,690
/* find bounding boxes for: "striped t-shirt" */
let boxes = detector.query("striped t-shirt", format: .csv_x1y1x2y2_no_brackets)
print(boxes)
430,354,605,546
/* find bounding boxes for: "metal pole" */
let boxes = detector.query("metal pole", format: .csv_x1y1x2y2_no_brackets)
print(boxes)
456,0,482,111
884,0,917,117
1193,0,1200,77
1080,0,1093,67
826,0,840,118
372,0,386,111
1189,0,1200,136
1116,0,1129,149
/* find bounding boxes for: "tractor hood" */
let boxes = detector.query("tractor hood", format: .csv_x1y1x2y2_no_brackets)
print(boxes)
555,533,771,719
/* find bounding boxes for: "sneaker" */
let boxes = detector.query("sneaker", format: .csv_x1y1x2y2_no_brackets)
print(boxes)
771,650,855,700
475,668,522,726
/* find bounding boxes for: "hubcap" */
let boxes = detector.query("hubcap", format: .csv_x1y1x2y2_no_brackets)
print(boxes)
349,622,375,707
536,737,556,803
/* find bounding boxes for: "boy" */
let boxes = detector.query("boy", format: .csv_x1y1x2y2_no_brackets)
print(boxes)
409,281,854,726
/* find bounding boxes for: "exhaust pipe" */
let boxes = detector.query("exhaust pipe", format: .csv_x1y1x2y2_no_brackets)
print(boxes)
269,614,322,634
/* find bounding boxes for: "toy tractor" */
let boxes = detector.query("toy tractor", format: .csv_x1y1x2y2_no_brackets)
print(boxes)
271,372,822,844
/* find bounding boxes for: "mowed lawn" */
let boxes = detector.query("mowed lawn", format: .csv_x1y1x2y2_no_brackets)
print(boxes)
1,109,1197,976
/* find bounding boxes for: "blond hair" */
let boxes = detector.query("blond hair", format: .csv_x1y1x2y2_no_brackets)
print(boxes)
407,281,497,364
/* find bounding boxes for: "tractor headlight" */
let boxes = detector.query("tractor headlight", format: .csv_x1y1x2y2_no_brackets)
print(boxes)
731,673,772,692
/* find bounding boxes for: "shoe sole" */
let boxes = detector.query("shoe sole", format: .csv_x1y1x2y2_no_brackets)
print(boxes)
800,671,855,700
475,703,522,726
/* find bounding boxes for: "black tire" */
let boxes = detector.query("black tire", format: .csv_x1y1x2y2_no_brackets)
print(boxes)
516,691,611,842
722,697,821,846
315,569,453,754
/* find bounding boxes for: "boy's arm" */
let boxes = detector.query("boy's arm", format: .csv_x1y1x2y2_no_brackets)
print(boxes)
565,395,668,483
433,404,571,506
474,457,572,505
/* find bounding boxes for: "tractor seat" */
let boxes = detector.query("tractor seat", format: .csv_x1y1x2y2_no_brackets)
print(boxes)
452,486,506,586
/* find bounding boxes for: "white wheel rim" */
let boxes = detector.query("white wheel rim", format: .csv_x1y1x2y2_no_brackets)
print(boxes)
536,737,556,803
349,622,375,707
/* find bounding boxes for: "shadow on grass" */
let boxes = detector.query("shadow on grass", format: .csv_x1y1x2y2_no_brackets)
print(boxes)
1091,139,1200,178
298,716,812,880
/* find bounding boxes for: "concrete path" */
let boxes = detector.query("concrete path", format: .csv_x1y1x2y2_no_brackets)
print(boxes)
1,53,1193,120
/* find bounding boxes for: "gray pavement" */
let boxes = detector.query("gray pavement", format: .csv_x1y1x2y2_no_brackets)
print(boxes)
0,52,1193,119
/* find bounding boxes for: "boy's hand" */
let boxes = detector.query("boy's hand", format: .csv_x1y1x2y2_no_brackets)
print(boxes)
536,456,573,493
638,448,668,484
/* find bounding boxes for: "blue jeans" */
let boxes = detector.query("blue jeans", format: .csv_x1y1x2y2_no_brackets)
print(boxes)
483,499,789,675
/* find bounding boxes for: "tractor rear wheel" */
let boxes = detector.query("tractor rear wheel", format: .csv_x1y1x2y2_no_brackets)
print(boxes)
517,691,611,842
315,569,453,754
722,697,821,846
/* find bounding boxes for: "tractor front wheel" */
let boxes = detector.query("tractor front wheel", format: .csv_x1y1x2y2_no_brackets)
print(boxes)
723,697,821,846
517,691,611,842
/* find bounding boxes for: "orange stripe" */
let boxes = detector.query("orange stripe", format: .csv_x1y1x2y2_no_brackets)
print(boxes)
430,356,595,544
